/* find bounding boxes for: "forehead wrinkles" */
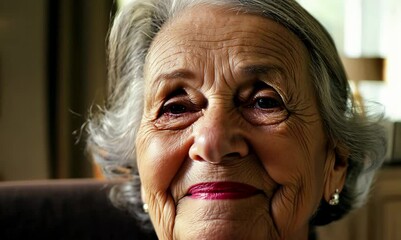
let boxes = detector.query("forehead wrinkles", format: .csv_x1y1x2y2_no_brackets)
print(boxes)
229,25,307,88
145,30,203,78
145,9,309,91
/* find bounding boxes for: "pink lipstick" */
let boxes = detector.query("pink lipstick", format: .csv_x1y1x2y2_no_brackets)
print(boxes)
187,182,261,200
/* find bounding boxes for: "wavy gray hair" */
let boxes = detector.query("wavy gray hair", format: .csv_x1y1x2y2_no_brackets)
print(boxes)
87,0,387,230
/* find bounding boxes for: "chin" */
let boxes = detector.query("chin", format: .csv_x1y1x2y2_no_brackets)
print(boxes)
173,218,277,240
172,195,280,240
174,224,273,240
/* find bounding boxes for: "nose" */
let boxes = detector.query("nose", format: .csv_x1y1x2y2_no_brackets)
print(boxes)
188,106,249,164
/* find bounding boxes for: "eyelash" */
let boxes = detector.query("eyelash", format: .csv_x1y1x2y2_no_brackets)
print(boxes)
155,92,203,130
247,94,284,111
240,89,288,125
161,101,193,116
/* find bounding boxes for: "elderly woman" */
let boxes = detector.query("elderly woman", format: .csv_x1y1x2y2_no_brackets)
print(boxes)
87,0,386,239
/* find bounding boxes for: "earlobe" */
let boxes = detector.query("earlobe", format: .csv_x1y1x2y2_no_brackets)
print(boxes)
141,185,149,213
141,185,147,203
323,142,349,203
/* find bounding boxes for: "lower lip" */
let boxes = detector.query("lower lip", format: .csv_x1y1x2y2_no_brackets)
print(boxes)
187,182,261,200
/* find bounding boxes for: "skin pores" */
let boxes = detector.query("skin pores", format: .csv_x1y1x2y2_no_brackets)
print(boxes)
136,5,345,240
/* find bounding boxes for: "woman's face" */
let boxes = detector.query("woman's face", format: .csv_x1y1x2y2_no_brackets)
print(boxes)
137,5,345,240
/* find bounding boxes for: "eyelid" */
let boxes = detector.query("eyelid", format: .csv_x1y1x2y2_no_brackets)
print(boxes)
253,87,278,96
239,84,281,103
164,93,188,105
158,90,205,117
254,89,283,103
158,95,190,118
155,93,204,130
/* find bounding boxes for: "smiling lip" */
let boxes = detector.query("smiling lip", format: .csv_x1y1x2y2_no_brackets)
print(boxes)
187,182,261,200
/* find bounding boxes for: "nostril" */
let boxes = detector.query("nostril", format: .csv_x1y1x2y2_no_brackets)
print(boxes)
188,145,205,161
191,154,204,161
224,152,241,159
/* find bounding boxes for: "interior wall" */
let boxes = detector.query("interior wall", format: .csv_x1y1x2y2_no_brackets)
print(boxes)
0,0,49,180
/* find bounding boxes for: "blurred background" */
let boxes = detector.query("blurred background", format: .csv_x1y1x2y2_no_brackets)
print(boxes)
0,0,400,181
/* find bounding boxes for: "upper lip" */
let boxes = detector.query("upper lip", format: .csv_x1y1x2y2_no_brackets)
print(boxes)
187,181,262,199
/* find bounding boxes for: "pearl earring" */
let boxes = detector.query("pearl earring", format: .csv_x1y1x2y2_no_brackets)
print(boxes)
329,189,340,206
143,203,149,213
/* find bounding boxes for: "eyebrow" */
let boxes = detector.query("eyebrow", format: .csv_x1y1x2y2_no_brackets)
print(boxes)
157,69,195,81
152,65,284,87
239,65,283,76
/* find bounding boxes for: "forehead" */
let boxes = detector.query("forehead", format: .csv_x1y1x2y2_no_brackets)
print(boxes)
145,5,310,88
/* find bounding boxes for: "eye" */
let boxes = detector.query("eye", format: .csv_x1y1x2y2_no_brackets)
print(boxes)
157,88,190,117
255,97,281,109
155,89,204,130
248,89,284,112
240,86,288,125
162,101,189,116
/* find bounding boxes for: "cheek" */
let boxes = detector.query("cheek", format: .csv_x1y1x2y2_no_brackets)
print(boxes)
136,128,189,194
253,121,327,188
257,136,326,186
250,123,327,233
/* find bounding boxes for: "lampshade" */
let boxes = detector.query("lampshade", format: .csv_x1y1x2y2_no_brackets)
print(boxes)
341,57,385,81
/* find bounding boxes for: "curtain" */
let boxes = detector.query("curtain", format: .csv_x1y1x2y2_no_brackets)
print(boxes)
48,0,115,178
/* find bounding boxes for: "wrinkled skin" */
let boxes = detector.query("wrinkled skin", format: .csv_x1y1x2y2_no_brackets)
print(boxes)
136,5,348,240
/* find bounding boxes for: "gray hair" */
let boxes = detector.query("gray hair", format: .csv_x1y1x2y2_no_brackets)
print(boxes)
87,0,387,229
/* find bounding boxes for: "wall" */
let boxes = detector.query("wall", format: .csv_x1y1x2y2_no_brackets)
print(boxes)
0,0,49,180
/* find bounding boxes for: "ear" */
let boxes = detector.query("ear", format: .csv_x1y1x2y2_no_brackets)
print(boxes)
323,141,349,203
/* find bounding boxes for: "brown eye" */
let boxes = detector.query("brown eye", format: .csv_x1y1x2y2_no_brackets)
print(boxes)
240,87,288,126
158,88,191,117
155,91,204,130
248,89,284,112
163,103,188,115
255,97,281,109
